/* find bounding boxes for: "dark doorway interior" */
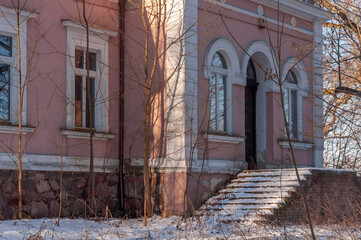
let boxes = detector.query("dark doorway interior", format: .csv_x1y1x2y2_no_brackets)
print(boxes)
245,60,258,170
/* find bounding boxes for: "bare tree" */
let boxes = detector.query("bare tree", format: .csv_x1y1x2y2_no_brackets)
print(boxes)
319,0,361,172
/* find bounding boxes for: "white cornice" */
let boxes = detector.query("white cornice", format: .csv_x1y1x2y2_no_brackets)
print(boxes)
205,133,245,144
61,130,115,141
203,0,314,36
0,5,38,19
0,153,119,173
279,141,313,150
0,125,35,134
62,20,118,38
250,0,330,22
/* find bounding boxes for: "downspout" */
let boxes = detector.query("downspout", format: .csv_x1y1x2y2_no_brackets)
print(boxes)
118,0,125,213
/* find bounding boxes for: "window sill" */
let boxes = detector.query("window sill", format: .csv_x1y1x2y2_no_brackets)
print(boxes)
204,133,245,144
0,125,35,134
278,140,313,150
61,129,115,141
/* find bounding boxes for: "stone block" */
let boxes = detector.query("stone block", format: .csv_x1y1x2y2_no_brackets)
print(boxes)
23,179,36,190
2,181,15,193
68,188,84,198
24,191,42,203
31,201,48,218
0,195,8,210
42,191,56,200
70,200,86,215
36,180,51,194
106,175,118,186
95,183,110,197
50,180,60,191
49,200,60,217
95,174,105,183
76,177,87,188
34,173,45,181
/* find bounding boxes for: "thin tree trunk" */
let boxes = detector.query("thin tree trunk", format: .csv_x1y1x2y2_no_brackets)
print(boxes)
82,0,96,215
16,3,23,220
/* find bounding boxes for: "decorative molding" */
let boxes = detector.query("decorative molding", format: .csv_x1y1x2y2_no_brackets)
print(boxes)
279,141,313,150
205,133,245,144
203,0,314,36
61,20,118,37
0,125,35,134
0,153,119,173
0,5,38,19
233,73,247,86
257,5,264,16
129,158,246,174
61,130,115,140
250,0,329,22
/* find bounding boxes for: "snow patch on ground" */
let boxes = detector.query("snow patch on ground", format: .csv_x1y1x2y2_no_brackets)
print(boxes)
0,214,360,240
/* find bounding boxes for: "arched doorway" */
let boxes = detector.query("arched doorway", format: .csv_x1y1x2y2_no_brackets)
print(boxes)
245,60,258,169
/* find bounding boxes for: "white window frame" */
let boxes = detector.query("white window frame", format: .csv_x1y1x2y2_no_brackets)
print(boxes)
74,48,98,129
203,38,243,135
209,53,228,133
0,7,33,126
283,71,300,139
281,58,309,142
62,20,117,133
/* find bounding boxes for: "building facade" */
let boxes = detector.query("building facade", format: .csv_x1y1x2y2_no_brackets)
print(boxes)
0,0,328,218
123,0,328,216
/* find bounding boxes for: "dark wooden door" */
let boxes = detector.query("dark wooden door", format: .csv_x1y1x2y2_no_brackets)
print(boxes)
245,60,258,169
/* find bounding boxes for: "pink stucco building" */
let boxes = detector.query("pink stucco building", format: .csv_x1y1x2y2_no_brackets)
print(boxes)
0,0,328,218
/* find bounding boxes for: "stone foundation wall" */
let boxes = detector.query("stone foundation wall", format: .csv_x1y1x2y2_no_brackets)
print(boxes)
0,170,119,219
271,169,361,224
124,167,232,217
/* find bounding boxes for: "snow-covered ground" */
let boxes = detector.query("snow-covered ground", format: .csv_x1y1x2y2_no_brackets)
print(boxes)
0,213,360,240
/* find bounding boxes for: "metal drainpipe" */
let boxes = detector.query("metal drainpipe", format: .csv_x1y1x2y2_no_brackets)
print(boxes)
118,0,125,213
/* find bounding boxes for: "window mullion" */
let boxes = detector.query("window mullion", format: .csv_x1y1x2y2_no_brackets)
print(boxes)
288,89,292,132
82,76,86,127
216,74,220,132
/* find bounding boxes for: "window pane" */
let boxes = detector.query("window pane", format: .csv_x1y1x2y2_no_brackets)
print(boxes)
87,52,97,71
0,35,12,57
284,90,289,124
218,74,226,132
75,75,83,127
211,52,227,69
291,90,298,138
75,49,84,69
209,74,217,131
286,70,297,84
86,78,95,128
0,64,10,121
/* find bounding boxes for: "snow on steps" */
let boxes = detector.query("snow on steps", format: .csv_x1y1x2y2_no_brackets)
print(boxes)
198,168,312,222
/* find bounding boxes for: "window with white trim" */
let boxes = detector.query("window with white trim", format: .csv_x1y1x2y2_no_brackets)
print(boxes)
204,39,241,135
0,7,30,127
0,35,12,121
283,70,298,139
209,52,227,132
63,20,117,133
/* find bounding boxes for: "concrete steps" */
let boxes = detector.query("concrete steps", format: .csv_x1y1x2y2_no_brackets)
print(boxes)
198,168,311,222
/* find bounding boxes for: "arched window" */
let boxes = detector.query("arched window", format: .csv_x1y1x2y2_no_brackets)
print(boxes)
284,70,298,139
209,52,227,132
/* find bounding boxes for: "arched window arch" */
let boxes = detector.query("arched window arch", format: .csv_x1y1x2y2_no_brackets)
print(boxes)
203,38,242,135
281,58,309,141
209,52,227,132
